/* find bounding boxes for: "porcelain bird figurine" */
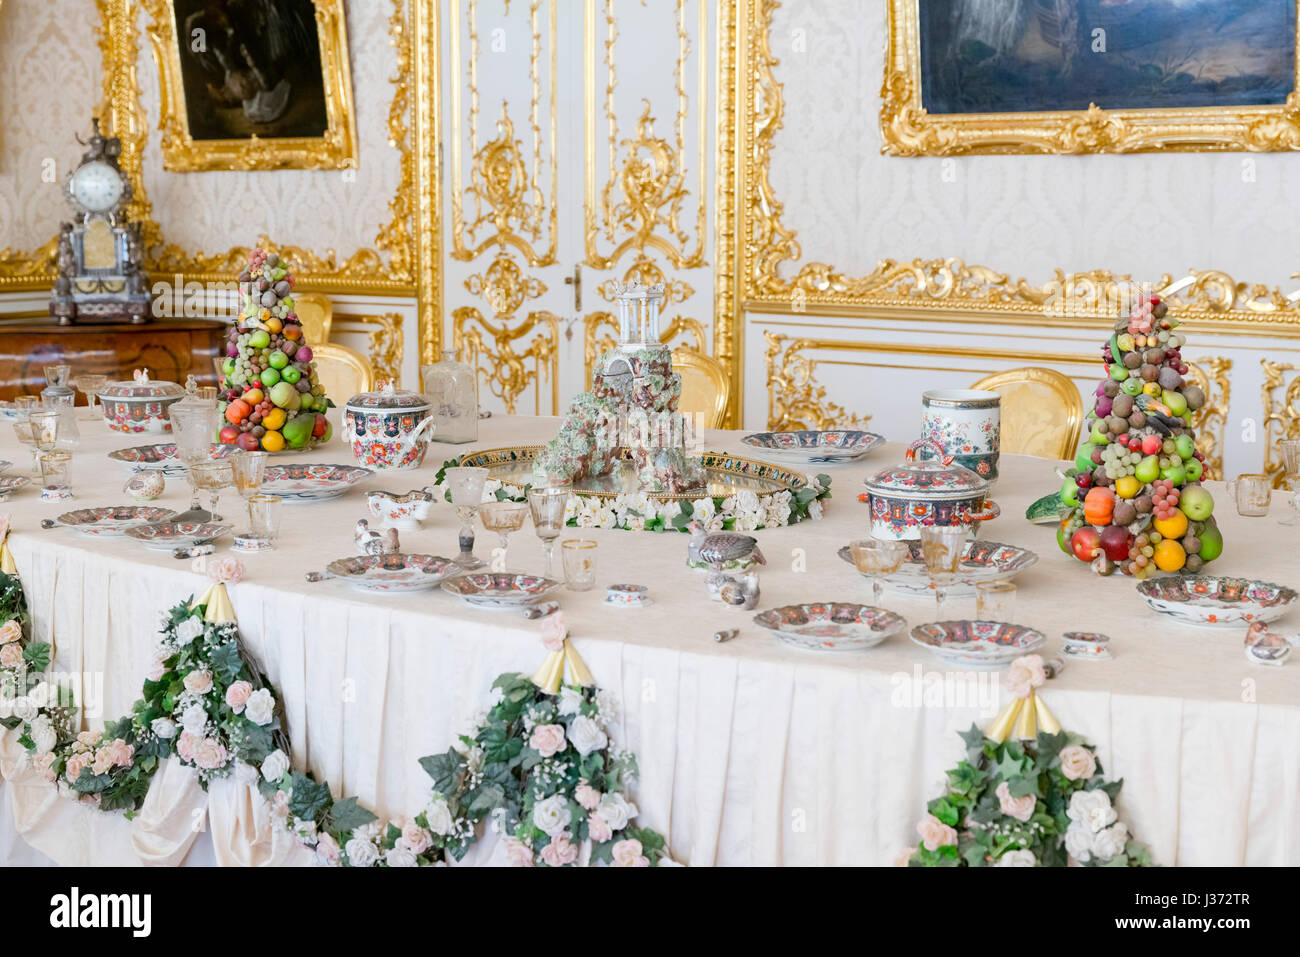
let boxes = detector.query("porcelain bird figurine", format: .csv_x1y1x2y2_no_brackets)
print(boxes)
1244,620,1295,667
355,519,400,557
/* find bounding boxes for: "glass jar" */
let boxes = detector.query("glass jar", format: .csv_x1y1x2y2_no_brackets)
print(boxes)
41,363,80,449
420,349,478,444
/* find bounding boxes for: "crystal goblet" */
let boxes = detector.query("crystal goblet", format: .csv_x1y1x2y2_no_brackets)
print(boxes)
479,500,530,571
919,524,967,620
527,484,571,577
445,466,489,569
849,537,909,607
72,374,108,421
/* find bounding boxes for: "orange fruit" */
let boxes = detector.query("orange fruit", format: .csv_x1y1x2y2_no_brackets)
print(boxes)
283,325,301,341
1152,510,1188,540
260,429,285,453
1153,539,1186,572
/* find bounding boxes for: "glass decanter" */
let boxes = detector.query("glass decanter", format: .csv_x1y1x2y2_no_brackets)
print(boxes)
41,364,80,449
420,349,479,444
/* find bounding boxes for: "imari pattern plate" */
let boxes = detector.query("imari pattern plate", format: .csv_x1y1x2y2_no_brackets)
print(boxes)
108,443,234,477
54,505,176,535
838,540,1037,597
1136,576,1297,628
753,602,905,652
260,464,373,502
741,430,885,464
441,572,563,609
909,620,1046,668
324,554,458,593
125,522,231,551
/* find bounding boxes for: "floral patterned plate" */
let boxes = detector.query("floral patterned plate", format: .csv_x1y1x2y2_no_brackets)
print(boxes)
753,602,905,652
740,430,886,464
317,554,458,593
909,620,1046,668
0,476,29,501
108,443,235,477
125,521,231,551
441,572,563,610
260,463,374,502
837,539,1037,597
46,505,176,536
1136,576,1297,628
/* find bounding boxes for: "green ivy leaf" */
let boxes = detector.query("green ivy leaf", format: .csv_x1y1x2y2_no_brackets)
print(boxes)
418,751,464,795
287,772,333,822
329,796,379,833
21,642,50,672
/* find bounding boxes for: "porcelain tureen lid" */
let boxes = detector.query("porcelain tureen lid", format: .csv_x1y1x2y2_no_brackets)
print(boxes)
862,438,988,497
99,368,185,400
345,380,430,412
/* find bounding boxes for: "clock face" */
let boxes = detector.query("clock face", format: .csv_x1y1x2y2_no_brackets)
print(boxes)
70,161,124,214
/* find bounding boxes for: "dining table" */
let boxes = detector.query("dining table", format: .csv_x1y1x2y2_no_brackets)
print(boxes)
0,411,1296,866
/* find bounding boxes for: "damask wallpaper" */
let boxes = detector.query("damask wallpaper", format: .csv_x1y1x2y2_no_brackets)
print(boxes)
768,0,1300,289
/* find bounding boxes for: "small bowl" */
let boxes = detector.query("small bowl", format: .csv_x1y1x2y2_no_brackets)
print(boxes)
0,476,30,501
1062,631,1112,661
367,489,436,530
605,583,650,607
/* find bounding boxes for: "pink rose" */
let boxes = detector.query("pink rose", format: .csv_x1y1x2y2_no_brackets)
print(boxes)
504,837,534,867
65,751,91,783
207,555,244,584
530,723,566,758
315,832,341,866
0,619,21,644
400,821,433,855
587,812,612,843
33,752,56,783
192,737,229,770
271,789,290,820
175,731,198,763
611,838,650,867
540,612,567,652
1005,654,1047,699
76,730,99,749
183,669,213,695
225,680,253,713
1058,745,1097,781
0,643,20,668
92,750,115,775
106,738,134,767
996,781,1037,822
574,782,601,810
146,651,168,682
540,832,579,867
916,813,958,851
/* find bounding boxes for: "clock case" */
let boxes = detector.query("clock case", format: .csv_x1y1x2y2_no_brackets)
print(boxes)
49,119,151,326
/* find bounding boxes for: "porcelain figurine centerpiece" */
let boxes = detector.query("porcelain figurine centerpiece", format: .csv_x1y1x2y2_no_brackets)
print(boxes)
534,282,705,494
344,381,437,470
919,389,1001,482
860,438,1000,541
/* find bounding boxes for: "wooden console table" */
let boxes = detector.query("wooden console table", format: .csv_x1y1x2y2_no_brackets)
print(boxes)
0,318,226,401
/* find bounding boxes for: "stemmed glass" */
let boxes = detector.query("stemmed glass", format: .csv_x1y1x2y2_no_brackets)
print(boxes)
527,484,571,577
230,450,268,534
170,403,218,521
919,524,968,620
445,467,489,568
849,537,910,607
1280,438,1300,526
72,374,108,421
12,421,39,478
479,501,530,571
191,461,233,522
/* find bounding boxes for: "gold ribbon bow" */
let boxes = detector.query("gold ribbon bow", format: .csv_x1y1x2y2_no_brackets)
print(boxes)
986,691,1061,743
0,540,15,576
531,638,595,695
192,582,237,624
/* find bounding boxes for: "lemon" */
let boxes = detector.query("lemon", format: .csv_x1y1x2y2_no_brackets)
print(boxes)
1115,476,1140,499
260,430,285,453
263,407,287,431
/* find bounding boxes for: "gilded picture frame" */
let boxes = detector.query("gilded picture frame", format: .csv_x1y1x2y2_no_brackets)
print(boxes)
882,0,1300,156
147,0,359,171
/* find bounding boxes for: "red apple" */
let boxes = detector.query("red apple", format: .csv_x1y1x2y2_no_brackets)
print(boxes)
218,425,240,445
1099,525,1133,562
1070,526,1102,563
236,432,261,452
312,412,328,437
1141,435,1162,456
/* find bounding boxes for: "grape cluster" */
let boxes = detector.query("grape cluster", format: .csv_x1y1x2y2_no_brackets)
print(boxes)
1099,442,1141,478
1128,532,1156,571
1151,479,1181,520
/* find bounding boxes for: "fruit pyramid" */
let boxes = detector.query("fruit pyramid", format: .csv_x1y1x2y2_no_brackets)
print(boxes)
216,249,332,453
1054,292,1223,578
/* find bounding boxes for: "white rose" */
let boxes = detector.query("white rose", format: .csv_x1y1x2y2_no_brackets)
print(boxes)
176,617,204,642
12,697,37,722
1092,822,1129,861
424,797,454,836
532,794,571,837
26,682,51,708
995,849,1037,867
566,715,608,757
344,838,380,867
179,703,208,735
234,761,261,787
261,749,290,783
1064,820,1094,863
597,792,637,831
27,715,57,755
151,717,177,739
385,845,419,868
557,687,584,717
243,688,275,726
1067,789,1117,834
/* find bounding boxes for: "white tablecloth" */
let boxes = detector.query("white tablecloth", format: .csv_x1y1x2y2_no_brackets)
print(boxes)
1,413,1297,866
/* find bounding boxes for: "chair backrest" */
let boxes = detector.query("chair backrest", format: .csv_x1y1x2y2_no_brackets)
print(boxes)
672,348,729,430
313,343,374,405
294,293,333,345
969,367,1084,461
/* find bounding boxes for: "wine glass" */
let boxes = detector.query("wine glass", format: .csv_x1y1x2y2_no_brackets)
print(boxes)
12,420,39,478
72,374,108,421
919,524,967,620
849,537,909,607
171,404,218,520
445,466,489,568
1280,438,1300,526
191,461,233,522
479,500,530,571
527,484,571,577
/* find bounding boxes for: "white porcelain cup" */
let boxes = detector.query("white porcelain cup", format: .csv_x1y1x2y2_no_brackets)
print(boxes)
920,389,1001,483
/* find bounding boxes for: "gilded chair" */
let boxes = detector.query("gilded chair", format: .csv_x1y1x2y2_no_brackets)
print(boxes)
294,293,333,345
672,348,729,429
312,343,374,405
969,367,1084,461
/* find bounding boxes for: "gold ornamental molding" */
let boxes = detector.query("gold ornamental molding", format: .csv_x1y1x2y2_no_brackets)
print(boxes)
881,0,1300,157
1184,358,1231,482
1262,359,1300,487
144,0,358,172
333,312,406,389
454,306,559,416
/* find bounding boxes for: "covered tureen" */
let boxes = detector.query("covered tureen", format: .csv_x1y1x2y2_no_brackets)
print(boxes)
343,381,437,470
860,438,999,540
98,369,186,434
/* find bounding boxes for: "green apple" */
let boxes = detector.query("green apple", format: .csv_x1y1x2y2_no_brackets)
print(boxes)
268,350,289,370
1161,463,1187,486
222,357,236,376
1121,378,1144,396
269,381,301,411
281,365,302,385
1179,484,1214,521
1162,390,1188,417
248,330,271,349
1061,479,1080,507
1075,444,1098,472
1175,434,1196,460
1110,364,1128,381
260,367,281,388
1184,458,1204,482
1135,455,1160,484
1090,423,1109,444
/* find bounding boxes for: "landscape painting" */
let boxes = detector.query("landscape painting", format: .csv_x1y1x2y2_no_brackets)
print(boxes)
917,0,1296,115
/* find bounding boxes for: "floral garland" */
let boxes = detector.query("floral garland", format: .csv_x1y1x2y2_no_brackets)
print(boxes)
909,656,1151,868
0,539,672,867
429,460,832,533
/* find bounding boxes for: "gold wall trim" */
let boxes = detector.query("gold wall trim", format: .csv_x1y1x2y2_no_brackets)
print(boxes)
454,306,558,416
145,0,358,171
882,0,1300,157
1184,358,1231,482
1262,359,1300,487
333,312,406,389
